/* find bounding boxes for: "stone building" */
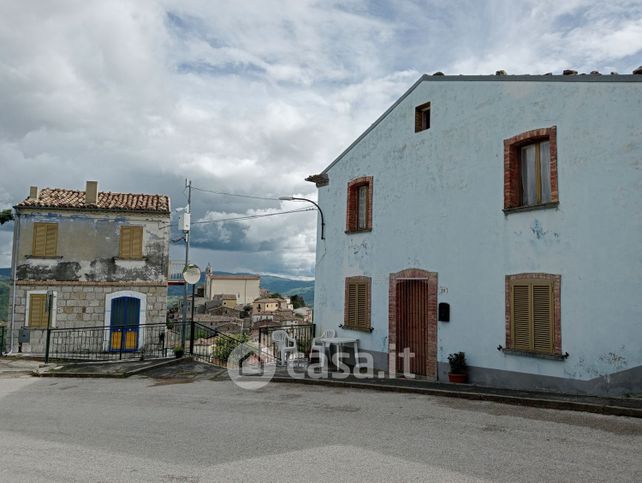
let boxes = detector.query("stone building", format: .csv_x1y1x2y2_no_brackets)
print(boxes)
308,72,642,396
8,181,170,353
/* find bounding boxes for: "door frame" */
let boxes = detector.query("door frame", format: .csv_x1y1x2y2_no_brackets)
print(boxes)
103,290,146,351
388,268,438,379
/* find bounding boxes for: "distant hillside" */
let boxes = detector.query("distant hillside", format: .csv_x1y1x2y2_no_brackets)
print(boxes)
0,270,9,323
0,268,315,316
261,275,315,306
168,272,315,306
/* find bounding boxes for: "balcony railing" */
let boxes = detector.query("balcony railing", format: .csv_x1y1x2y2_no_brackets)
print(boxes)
168,260,187,284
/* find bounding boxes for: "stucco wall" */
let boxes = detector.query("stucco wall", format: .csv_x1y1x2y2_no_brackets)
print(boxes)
314,79,642,393
206,278,260,305
14,209,170,283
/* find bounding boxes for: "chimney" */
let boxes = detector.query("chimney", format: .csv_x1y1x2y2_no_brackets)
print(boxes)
29,186,39,200
85,181,98,204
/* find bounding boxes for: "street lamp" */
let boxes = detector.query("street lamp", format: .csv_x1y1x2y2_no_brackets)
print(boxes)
279,196,325,240
182,263,201,354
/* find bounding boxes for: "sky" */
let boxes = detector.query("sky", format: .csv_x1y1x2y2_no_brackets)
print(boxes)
1,0,641,277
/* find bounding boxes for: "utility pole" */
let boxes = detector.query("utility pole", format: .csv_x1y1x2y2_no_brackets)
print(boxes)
180,179,192,347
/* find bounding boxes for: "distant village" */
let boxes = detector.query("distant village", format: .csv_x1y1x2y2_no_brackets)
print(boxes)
168,265,313,339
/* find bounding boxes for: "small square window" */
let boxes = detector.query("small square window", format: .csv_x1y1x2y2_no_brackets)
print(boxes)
415,102,431,132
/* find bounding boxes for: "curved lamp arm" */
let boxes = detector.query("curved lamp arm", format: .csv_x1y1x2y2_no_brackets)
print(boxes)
279,196,325,240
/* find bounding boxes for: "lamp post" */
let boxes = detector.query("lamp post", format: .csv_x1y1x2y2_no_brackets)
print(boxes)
182,264,201,355
279,196,325,240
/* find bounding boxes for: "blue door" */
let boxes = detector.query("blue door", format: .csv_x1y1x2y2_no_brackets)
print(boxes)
110,297,140,351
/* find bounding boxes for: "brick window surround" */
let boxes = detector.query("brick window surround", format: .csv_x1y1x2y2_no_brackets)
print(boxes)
343,276,372,331
388,268,438,378
504,126,558,211
505,273,561,356
346,176,373,233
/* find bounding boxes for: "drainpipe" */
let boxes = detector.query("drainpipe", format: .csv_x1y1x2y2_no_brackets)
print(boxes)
9,211,20,353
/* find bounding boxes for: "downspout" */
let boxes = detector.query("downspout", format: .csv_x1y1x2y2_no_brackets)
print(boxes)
9,211,20,353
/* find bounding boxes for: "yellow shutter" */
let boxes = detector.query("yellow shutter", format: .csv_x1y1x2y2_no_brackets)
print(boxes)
45,224,58,256
32,223,57,257
29,294,48,329
120,226,132,258
120,226,143,259
532,283,553,353
512,284,531,350
130,226,143,258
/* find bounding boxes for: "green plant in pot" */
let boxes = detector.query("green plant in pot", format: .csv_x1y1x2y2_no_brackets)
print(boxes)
447,351,468,383
173,344,184,359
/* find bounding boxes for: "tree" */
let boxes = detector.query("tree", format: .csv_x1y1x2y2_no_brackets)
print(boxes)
290,294,306,309
267,292,282,299
0,209,13,225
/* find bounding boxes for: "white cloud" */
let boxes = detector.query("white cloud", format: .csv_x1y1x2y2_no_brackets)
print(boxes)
1,0,641,274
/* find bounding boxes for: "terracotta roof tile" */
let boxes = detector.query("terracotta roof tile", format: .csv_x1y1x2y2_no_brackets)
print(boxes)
15,188,170,214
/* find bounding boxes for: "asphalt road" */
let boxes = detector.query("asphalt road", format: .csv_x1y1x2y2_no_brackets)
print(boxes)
0,373,641,482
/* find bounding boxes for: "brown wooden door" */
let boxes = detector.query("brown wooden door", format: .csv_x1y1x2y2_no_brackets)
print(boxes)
396,280,430,376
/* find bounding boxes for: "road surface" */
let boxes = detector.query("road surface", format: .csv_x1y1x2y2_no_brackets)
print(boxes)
0,373,640,482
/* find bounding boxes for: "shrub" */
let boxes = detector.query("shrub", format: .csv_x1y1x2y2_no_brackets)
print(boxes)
447,352,467,374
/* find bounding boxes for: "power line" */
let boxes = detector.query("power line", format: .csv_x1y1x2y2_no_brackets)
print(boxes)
191,208,315,225
191,185,281,201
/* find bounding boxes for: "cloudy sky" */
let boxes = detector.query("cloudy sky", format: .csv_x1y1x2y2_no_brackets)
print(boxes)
1,0,641,277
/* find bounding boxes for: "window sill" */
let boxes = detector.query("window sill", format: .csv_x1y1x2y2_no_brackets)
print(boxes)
25,255,62,260
339,324,374,333
345,228,372,235
502,348,568,361
503,201,559,215
113,257,147,262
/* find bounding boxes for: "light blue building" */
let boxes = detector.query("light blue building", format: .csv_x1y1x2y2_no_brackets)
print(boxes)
308,72,642,396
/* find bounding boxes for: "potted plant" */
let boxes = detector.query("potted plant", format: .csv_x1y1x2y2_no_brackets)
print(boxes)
447,351,468,383
173,345,184,359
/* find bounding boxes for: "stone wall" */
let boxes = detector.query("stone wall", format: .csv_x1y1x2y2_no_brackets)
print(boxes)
8,282,167,353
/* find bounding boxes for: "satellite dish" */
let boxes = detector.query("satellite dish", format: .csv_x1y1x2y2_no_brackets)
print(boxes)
182,264,201,285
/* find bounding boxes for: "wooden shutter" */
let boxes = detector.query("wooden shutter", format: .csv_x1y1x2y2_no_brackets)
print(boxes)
511,280,553,353
512,284,531,350
120,226,143,259
345,278,370,329
347,282,358,326
32,223,58,257
356,282,369,328
532,283,553,352
29,294,48,329
130,226,143,258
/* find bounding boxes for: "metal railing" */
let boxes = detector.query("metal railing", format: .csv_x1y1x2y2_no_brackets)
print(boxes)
258,324,315,362
13,321,312,365
28,322,186,362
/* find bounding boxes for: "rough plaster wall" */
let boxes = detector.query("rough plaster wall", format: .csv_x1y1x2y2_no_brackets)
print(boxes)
208,279,260,305
15,210,170,283
314,80,642,384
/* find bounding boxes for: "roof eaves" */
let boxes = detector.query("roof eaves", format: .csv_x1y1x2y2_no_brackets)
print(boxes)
319,74,428,176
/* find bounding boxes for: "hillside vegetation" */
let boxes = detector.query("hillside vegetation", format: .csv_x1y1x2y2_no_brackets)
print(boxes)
0,278,9,323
